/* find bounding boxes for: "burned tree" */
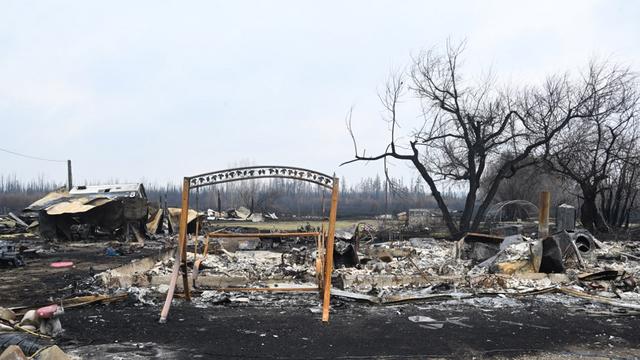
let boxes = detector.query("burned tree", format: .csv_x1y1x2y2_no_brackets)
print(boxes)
343,42,626,237
600,140,640,229
480,153,574,207
544,62,638,233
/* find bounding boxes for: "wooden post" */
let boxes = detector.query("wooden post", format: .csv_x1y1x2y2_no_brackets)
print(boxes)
538,191,551,239
322,178,339,323
315,233,323,286
178,177,191,301
194,188,200,256
193,219,199,257
159,247,181,323
159,177,191,323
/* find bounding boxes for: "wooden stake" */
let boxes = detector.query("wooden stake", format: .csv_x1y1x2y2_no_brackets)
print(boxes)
322,177,339,323
159,247,181,323
178,177,191,301
315,234,323,286
159,177,191,323
194,189,200,256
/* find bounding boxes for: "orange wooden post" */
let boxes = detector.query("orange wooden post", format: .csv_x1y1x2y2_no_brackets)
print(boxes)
159,177,191,323
315,233,323,286
178,177,191,301
193,216,200,258
322,177,339,323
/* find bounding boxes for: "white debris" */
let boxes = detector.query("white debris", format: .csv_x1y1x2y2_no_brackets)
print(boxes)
128,287,156,306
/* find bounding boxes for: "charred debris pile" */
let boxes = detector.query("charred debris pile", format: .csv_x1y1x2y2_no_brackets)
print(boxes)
2,187,640,358
82,210,640,317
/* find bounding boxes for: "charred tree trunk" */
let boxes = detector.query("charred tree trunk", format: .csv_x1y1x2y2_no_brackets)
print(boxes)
410,156,460,236
610,166,627,224
459,180,479,234
623,189,638,229
581,186,609,233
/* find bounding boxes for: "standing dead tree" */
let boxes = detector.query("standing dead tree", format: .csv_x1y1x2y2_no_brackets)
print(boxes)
342,42,627,237
600,140,640,229
544,62,638,233
480,153,574,208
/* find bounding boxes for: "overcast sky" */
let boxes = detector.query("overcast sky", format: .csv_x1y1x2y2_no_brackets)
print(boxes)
0,0,638,187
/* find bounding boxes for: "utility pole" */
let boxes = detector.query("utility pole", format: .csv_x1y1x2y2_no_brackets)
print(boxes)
67,160,73,191
217,190,221,213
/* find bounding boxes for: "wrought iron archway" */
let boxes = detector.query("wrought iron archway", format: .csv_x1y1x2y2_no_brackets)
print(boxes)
159,166,339,324
189,165,335,189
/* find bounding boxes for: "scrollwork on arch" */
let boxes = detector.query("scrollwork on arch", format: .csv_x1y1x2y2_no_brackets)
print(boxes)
188,166,334,189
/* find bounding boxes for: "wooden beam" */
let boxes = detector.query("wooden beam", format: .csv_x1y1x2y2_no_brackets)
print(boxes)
315,234,324,287
178,177,191,301
178,178,191,301
159,247,182,323
322,177,339,323
192,233,210,287
159,177,191,323
206,232,320,238
217,287,319,292
193,213,200,257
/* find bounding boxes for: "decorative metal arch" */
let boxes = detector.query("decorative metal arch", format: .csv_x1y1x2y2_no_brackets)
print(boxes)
188,165,334,189
160,165,340,325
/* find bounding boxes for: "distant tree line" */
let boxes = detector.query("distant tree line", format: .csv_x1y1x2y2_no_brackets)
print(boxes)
2,168,636,228
0,174,60,214
0,173,466,218
145,175,466,218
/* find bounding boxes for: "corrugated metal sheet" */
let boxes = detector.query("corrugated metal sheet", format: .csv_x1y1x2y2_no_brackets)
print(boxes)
25,190,69,211
27,183,147,214
167,208,198,224
45,197,114,215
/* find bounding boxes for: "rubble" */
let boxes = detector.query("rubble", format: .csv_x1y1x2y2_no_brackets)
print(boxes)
0,345,27,360
206,207,278,223
0,213,29,236
0,241,23,267
4,197,640,357
35,305,64,337
407,315,472,329
24,184,148,242
77,218,640,322
1,201,640,360
34,345,71,360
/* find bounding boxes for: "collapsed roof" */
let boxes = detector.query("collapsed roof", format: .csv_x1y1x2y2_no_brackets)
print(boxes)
25,184,147,216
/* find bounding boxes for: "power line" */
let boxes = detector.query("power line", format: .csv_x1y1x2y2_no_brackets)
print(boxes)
0,146,66,163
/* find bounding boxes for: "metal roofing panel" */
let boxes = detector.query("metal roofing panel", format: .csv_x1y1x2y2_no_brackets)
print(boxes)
45,197,114,215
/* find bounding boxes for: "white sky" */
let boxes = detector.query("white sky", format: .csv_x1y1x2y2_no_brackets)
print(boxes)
0,0,638,187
